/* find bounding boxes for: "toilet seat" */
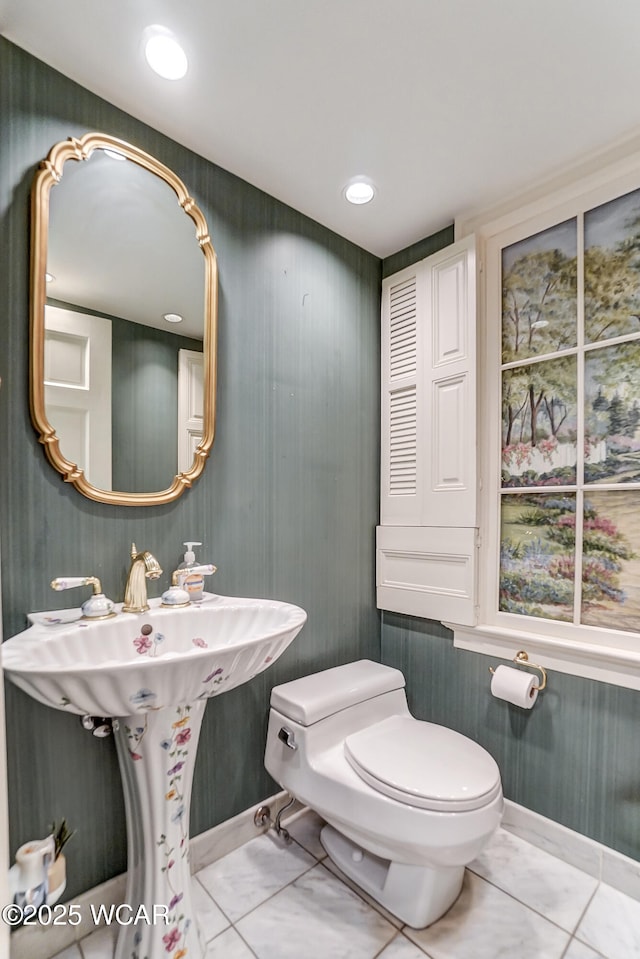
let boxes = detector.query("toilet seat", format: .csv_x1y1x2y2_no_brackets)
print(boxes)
344,715,501,812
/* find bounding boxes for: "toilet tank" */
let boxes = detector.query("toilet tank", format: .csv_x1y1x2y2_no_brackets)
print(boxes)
270,660,406,726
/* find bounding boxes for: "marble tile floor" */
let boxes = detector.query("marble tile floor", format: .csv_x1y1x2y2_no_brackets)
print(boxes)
51,810,640,959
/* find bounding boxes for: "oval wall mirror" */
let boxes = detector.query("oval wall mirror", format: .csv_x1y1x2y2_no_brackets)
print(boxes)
30,132,218,505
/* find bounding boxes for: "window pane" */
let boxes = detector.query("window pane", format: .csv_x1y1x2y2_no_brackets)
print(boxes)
585,340,640,483
580,491,640,631
585,188,640,344
502,219,577,364
500,493,576,622
502,355,577,488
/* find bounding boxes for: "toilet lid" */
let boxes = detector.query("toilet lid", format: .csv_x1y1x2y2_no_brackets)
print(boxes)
344,716,501,812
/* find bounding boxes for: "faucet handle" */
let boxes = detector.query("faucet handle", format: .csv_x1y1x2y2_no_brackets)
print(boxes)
163,564,217,606
51,576,102,592
171,564,217,586
51,576,115,620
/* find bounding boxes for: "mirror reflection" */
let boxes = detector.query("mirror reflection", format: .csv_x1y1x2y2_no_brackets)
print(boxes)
30,134,217,505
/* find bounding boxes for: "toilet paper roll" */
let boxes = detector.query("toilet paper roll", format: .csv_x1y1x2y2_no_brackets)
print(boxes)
490,664,539,709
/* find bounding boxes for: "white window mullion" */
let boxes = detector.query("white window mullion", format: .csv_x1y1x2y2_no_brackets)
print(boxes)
574,211,585,626
485,239,505,625
502,346,578,371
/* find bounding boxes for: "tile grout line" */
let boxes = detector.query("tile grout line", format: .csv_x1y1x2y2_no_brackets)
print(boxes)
371,929,435,959
501,808,640,904
309,860,399,958
315,858,402,930
568,879,601,939
72,830,321,957
193,873,235,932
199,844,320,936
570,885,614,959
200,829,353,956
558,936,573,959
231,923,262,959
70,817,452,954
465,863,597,939
203,829,405,955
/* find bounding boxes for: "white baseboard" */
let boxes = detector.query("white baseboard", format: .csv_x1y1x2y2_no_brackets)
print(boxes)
502,799,640,901
189,790,302,874
9,790,299,959
10,793,639,958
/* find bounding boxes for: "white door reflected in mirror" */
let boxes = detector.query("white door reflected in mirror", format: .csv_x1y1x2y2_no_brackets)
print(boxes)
178,349,204,475
44,305,112,490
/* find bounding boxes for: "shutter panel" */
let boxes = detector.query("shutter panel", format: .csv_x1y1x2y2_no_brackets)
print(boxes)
389,276,417,380
423,236,477,527
376,526,477,625
377,235,478,626
389,386,417,496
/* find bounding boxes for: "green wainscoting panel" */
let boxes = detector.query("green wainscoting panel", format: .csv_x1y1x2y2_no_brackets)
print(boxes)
0,36,381,897
381,613,640,862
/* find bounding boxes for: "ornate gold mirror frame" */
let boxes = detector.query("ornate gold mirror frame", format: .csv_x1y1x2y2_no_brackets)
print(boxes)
30,132,218,505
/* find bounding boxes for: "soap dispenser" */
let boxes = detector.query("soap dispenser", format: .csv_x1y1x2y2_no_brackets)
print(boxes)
12,835,55,911
179,542,204,602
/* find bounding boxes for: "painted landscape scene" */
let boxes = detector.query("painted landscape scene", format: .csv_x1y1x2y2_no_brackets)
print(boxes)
585,186,640,343
582,189,640,484
500,492,639,629
499,194,640,631
502,355,577,488
585,341,640,484
502,220,578,488
500,494,576,622
580,490,640,631
502,218,577,365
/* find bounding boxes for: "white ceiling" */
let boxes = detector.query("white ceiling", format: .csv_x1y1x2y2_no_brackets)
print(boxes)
3,0,640,258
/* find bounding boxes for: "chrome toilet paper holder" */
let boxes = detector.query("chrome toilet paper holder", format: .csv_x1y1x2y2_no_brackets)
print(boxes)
489,650,547,691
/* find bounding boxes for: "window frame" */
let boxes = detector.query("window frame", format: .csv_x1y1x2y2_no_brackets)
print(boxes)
450,159,640,691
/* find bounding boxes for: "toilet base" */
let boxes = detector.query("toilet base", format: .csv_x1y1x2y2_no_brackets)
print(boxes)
320,824,464,928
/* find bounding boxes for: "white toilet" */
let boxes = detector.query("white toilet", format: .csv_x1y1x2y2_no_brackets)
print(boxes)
265,659,503,928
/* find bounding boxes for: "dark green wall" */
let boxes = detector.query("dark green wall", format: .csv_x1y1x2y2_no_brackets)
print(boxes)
110,318,201,493
0,37,381,897
381,225,454,278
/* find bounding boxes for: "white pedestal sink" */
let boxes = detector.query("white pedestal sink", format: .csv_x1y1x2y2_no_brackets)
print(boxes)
3,594,307,959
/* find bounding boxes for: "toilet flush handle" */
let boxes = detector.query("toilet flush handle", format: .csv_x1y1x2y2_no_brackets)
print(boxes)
278,727,298,751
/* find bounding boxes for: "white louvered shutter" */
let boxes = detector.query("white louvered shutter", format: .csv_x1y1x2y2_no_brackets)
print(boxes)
377,235,479,627
380,268,422,524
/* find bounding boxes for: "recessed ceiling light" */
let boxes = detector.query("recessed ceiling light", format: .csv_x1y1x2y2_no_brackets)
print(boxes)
345,180,375,205
163,313,183,324
143,26,188,80
45,272,55,283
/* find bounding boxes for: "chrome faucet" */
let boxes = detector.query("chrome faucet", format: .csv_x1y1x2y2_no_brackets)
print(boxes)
122,544,162,613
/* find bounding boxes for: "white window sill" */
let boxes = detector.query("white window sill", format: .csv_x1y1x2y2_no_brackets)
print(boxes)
447,622,640,691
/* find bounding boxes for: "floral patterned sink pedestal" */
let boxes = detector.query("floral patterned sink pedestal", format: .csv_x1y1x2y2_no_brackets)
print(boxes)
2,596,308,959
115,700,207,959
